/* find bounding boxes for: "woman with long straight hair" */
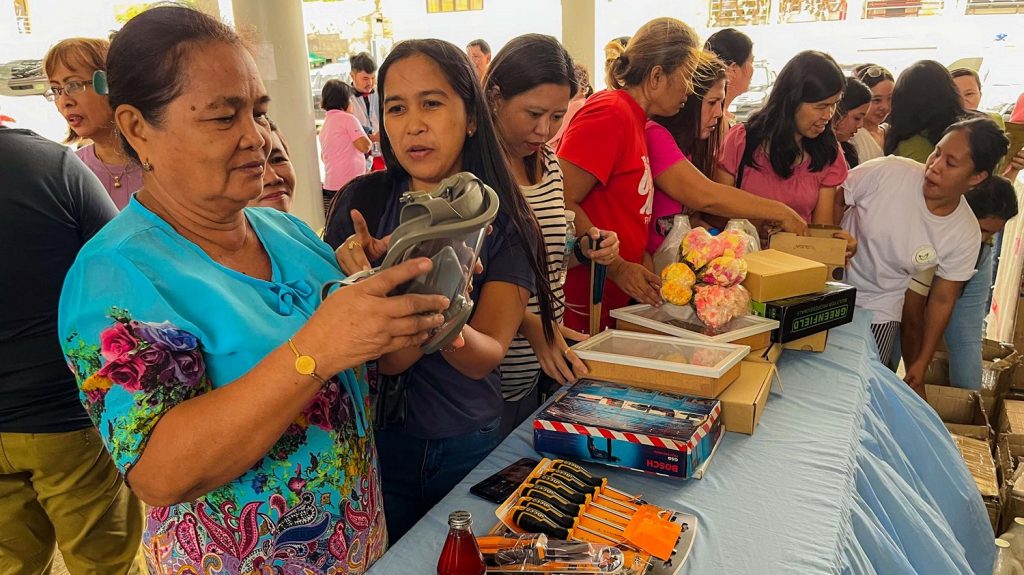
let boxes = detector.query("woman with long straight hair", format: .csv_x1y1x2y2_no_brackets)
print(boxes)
715,50,853,252
646,57,806,255
323,38,558,541
484,34,620,434
558,18,705,332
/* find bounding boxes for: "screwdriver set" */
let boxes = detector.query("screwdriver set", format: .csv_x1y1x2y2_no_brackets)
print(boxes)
489,458,696,574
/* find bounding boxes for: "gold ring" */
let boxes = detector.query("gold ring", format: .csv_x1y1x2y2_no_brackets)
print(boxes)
347,240,362,251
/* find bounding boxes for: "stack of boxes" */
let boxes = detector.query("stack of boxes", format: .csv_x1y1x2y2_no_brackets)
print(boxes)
534,249,859,480
923,342,1020,532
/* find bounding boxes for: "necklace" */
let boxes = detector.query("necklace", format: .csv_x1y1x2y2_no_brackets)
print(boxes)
95,151,132,189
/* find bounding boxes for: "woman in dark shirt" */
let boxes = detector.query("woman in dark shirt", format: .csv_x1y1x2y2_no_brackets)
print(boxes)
324,39,556,541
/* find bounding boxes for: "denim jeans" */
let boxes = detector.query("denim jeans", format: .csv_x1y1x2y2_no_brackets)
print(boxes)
376,417,502,542
945,244,993,389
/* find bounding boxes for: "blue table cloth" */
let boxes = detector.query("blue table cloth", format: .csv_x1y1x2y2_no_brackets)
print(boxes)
368,312,994,574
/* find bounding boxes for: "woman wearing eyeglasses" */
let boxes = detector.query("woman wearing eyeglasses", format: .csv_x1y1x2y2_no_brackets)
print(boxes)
44,38,141,209
715,51,853,253
850,64,894,165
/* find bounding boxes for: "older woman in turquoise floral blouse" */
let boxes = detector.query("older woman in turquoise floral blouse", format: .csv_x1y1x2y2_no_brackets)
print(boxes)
57,6,448,574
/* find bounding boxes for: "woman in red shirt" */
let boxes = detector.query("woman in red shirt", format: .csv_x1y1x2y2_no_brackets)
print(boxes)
558,17,704,331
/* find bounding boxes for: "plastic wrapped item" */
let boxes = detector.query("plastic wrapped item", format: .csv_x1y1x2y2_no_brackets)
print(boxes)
682,227,752,272
699,255,748,287
660,262,696,305
693,284,752,329
682,228,717,270
723,219,760,255
652,214,691,276
478,534,625,573
714,228,750,260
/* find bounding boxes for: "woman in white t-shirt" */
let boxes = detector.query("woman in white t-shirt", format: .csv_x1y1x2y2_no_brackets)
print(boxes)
849,64,894,164
319,79,371,212
837,117,1009,394
485,34,620,436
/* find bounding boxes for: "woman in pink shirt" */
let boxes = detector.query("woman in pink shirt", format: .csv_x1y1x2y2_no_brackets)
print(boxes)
645,56,805,255
716,51,853,253
45,37,142,209
319,79,371,211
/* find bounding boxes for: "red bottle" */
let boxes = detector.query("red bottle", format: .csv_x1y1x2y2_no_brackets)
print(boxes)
437,510,486,575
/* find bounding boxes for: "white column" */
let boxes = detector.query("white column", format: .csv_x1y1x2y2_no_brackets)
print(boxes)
561,0,596,90
231,0,323,230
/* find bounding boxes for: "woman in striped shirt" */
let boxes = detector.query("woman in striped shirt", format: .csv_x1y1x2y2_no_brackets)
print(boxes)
485,34,620,436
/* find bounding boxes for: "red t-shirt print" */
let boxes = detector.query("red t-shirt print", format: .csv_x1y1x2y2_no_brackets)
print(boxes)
557,89,652,332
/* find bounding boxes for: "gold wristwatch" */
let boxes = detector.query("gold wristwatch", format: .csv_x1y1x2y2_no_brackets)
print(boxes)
287,338,326,385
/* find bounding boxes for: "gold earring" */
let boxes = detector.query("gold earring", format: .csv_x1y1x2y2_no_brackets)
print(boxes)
141,160,153,172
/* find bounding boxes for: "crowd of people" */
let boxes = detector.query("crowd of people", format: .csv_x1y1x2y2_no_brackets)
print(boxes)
2,4,1024,573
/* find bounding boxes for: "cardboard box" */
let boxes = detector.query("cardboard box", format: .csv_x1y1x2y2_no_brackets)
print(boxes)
533,379,723,479
782,330,828,352
717,361,778,435
741,249,828,302
1003,400,1024,437
751,283,857,343
996,434,1024,533
951,433,1000,532
925,385,993,443
746,342,783,364
925,343,1019,425
769,226,847,281
570,330,747,398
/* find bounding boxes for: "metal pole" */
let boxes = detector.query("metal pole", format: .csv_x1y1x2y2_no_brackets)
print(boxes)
561,0,597,89
231,0,324,231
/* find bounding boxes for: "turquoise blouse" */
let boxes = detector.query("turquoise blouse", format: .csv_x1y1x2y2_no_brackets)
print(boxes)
59,198,384,574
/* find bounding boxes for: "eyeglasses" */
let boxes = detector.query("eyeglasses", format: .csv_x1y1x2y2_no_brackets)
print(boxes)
857,65,891,81
43,80,93,102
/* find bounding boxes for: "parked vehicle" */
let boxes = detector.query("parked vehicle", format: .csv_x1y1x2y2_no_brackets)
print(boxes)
310,60,350,122
0,59,46,97
729,60,775,123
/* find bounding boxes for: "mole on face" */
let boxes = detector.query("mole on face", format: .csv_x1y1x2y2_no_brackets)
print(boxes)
190,105,196,111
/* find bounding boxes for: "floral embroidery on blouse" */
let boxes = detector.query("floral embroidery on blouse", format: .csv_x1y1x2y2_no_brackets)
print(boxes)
64,309,387,574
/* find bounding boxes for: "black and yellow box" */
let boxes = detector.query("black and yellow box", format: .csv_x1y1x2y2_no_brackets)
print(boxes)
751,283,857,343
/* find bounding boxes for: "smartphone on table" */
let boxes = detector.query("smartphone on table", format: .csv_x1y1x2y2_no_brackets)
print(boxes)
469,457,540,504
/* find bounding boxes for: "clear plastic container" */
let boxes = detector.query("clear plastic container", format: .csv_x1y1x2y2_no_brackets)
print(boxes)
611,303,779,349
995,538,1024,575
1007,518,1024,561
570,330,748,397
